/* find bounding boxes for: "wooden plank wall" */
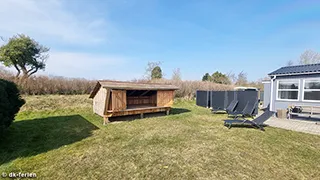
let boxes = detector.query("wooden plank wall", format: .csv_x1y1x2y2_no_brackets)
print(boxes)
112,90,127,111
127,94,157,106
110,107,170,117
150,94,157,105
93,87,107,116
107,93,112,110
103,89,111,115
157,90,174,107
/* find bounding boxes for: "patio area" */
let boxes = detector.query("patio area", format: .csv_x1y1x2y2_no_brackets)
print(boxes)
265,116,320,135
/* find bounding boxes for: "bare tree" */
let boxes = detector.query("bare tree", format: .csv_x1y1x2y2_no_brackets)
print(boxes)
299,50,320,65
235,71,248,86
286,60,294,66
172,68,181,81
227,71,236,84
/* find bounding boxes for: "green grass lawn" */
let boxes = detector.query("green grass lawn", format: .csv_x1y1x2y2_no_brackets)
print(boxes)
0,95,319,179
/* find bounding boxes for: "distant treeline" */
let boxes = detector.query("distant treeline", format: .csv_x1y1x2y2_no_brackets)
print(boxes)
0,68,95,95
1,68,234,99
133,79,234,99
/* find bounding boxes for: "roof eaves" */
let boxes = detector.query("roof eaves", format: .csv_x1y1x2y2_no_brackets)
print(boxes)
268,71,320,76
89,81,102,98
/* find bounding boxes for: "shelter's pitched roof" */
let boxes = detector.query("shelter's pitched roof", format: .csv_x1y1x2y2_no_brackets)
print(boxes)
89,80,179,98
268,63,320,76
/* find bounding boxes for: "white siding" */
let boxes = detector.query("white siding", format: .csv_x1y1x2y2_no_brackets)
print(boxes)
271,74,320,111
263,82,271,108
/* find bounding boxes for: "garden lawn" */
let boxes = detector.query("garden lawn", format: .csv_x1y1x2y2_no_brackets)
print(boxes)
0,95,319,179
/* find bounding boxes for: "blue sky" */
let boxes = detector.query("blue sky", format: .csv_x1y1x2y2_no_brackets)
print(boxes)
0,0,320,81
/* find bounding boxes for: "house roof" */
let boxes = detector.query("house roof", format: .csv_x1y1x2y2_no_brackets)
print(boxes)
268,63,320,76
89,80,179,98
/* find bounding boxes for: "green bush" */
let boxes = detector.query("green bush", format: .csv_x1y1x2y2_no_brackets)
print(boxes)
0,79,25,135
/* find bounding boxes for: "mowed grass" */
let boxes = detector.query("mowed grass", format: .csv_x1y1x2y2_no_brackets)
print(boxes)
0,95,320,179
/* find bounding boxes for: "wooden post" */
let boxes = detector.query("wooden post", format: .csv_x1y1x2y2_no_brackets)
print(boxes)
140,113,144,119
103,116,109,125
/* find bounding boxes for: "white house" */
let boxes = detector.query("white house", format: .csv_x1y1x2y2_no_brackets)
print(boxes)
263,63,320,112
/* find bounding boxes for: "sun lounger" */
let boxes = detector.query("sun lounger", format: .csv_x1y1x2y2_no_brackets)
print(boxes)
227,99,259,119
225,100,238,114
224,105,273,130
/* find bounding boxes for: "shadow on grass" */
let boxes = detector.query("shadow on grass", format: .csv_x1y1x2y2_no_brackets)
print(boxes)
212,111,227,114
109,108,191,122
170,108,191,115
223,123,268,130
0,115,98,165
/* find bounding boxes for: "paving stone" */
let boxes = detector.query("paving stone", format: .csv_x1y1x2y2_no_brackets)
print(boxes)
265,117,320,135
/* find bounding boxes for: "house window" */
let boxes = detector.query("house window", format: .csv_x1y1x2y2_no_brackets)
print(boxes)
303,79,320,101
277,80,299,101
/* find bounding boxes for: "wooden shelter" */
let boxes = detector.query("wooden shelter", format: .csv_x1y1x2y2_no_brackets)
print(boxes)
89,80,179,124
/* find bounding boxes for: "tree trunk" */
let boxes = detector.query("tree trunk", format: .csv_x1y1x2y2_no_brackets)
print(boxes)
28,68,38,77
13,64,21,79
21,73,28,80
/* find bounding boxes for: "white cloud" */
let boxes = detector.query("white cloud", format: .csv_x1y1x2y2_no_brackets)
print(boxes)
0,0,142,80
0,0,107,44
43,51,127,79
0,51,140,80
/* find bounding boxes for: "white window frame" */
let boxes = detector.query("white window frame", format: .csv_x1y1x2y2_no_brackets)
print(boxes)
276,80,300,101
302,79,320,102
